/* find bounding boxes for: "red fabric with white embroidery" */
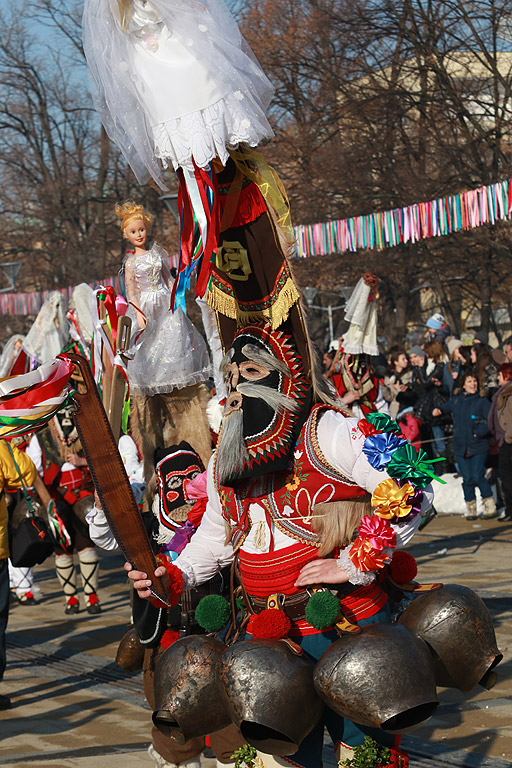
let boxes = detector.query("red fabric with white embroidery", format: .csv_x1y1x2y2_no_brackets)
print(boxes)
219,404,368,549
220,405,387,637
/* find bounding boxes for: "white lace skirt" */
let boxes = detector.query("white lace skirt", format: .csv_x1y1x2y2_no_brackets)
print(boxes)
132,25,273,171
127,293,211,396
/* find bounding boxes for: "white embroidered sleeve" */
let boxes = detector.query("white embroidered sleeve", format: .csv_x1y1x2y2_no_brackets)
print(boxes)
317,409,433,572
86,506,120,552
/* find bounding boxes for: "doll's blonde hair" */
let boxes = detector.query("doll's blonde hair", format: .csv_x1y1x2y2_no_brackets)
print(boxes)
115,200,153,234
117,0,132,30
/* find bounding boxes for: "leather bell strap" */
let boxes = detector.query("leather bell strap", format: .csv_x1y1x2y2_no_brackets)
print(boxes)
388,577,443,593
249,586,361,634
65,352,170,607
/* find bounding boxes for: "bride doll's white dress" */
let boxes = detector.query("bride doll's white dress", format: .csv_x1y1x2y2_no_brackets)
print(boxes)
83,0,274,187
126,244,211,395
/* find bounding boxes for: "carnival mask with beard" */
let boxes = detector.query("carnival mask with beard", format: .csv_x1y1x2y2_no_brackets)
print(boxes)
52,403,79,446
154,442,205,538
216,324,312,487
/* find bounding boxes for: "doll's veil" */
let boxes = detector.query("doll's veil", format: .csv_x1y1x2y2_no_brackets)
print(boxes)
0,336,25,377
23,292,69,364
82,0,274,189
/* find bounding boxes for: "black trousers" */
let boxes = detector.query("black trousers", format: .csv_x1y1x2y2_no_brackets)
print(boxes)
0,558,8,682
498,442,512,514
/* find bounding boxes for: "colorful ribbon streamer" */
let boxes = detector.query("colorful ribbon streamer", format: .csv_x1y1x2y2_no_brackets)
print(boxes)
0,358,75,438
3,177,512,315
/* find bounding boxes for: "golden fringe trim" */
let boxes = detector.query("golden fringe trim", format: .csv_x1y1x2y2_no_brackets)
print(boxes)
206,277,301,330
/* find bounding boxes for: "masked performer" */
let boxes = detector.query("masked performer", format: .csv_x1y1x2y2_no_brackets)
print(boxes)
126,160,441,767
327,275,388,418
88,441,244,768
36,407,102,616
117,200,212,480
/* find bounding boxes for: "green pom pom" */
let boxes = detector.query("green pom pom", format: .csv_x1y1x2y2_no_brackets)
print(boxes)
305,591,340,630
195,595,231,633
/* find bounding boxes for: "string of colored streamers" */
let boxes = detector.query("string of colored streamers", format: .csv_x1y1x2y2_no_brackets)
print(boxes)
294,178,512,258
0,358,76,438
172,164,219,311
2,178,511,316
0,253,177,317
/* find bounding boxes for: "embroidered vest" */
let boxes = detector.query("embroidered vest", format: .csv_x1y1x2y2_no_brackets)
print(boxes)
218,404,368,549
217,405,387,629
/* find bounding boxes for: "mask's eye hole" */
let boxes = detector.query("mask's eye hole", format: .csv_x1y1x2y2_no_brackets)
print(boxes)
239,361,271,381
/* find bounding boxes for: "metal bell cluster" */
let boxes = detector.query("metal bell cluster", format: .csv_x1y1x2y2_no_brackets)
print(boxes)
153,635,324,754
313,623,438,732
151,584,502,757
398,584,502,692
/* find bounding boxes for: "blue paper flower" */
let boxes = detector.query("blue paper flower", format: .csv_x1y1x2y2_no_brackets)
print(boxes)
362,432,407,470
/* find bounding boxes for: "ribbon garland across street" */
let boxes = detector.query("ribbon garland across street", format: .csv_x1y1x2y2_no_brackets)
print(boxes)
2,178,511,316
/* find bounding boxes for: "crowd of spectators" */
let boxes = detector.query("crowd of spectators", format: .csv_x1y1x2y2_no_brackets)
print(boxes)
380,314,512,523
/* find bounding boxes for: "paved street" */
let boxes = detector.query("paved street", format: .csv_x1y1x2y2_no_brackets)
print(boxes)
1,513,511,768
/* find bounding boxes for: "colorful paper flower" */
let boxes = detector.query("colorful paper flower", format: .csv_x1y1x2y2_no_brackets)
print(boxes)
358,514,396,550
349,537,391,571
366,412,401,435
357,419,379,438
371,478,423,523
362,432,406,470
386,444,446,488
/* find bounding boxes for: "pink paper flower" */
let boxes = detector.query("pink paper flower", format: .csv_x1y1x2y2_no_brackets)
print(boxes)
358,514,396,550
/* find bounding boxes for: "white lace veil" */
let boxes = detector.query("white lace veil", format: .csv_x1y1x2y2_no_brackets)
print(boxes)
0,335,25,377
343,277,379,356
69,283,94,347
82,0,274,188
23,292,69,363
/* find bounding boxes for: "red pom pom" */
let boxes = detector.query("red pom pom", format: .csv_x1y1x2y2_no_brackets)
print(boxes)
160,629,180,649
390,551,417,583
87,593,99,606
247,609,291,640
67,595,79,607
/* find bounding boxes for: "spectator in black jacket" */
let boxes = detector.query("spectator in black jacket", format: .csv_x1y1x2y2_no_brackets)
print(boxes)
433,373,496,521
409,343,449,461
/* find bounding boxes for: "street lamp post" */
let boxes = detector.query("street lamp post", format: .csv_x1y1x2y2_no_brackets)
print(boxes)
302,286,346,347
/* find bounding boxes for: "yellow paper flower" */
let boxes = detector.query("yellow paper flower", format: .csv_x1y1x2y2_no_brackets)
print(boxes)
371,478,415,520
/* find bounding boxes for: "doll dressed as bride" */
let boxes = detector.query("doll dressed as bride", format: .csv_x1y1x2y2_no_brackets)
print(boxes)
83,0,274,188
117,200,212,474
